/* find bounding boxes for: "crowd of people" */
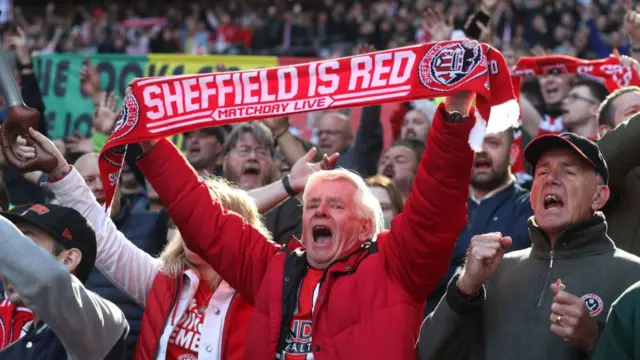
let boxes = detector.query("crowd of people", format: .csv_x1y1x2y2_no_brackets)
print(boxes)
1,0,640,359
7,0,636,59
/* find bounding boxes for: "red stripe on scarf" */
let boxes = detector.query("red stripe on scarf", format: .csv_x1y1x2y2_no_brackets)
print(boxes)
99,40,520,211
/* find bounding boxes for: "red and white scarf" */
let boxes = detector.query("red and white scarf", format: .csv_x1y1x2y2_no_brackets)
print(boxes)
0,299,32,350
99,40,520,211
511,53,640,97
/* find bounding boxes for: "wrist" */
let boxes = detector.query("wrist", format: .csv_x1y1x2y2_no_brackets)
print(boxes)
457,275,482,297
47,163,72,182
273,128,289,142
444,92,475,116
283,174,301,196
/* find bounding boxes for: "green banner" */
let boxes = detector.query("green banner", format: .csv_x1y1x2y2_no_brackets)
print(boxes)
34,54,147,139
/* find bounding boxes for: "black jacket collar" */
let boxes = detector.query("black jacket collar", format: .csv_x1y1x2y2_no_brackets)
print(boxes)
528,212,615,259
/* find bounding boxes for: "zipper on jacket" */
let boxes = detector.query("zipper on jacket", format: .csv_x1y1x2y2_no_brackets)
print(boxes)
536,248,555,307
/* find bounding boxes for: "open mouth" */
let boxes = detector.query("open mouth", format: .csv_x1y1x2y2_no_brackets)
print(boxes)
544,87,560,99
382,166,395,179
188,147,201,157
544,194,564,210
312,225,333,244
242,163,261,177
473,158,492,171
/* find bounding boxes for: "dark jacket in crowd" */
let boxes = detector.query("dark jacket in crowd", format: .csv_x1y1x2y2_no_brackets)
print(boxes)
264,196,302,245
419,213,640,360
425,181,533,314
598,113,640,256
0,216,128,360
84,198,166,360
336,105,383,178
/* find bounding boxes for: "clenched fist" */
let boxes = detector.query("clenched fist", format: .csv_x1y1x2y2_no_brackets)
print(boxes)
457,233,512,296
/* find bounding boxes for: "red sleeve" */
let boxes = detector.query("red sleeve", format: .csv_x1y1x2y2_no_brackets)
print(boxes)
137,139,281,305
380,103,475,303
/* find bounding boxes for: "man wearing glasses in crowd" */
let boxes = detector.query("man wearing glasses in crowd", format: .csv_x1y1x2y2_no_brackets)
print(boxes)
560,78,609,140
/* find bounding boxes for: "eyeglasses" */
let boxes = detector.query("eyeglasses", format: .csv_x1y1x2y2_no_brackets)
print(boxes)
565,93,598,104
317,129,347,137
231,145,271,159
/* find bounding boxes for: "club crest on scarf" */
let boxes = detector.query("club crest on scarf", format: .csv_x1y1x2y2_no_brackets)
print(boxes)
109,93,140,142
418,42,486,91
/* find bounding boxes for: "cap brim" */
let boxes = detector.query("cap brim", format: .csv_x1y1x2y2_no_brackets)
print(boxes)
0,212,70,250
524,135,596,170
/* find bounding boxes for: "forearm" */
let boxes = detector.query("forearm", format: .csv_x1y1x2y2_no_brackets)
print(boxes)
598,114,640,192
0,217,128,359
349,105,383,177
383,102,475,301
45,167,160,305
277,131,307,166
248,178,292,214
418,274,484,360
519,95,542,138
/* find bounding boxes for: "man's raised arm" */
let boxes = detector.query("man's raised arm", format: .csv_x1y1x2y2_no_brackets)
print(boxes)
381,90,476,302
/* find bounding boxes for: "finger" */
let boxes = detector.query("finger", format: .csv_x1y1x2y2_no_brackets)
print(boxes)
327,153,339,169
16,136,27,146
16,26,25,38
551,302,582,319
499,236,512,250
550,323,573,339
304,147,317,162
16,146,36,159
471,247,499,262
476,21,489,32
553,289,582,305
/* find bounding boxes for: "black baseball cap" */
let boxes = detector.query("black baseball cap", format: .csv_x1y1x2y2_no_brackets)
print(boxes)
524,133,609,185
1,204,97,283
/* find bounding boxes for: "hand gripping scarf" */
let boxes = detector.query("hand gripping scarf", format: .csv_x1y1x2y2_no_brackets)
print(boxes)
99,40,520,211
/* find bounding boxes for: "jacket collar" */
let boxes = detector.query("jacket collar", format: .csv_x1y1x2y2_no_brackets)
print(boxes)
528,212,615,259
284,237,375,274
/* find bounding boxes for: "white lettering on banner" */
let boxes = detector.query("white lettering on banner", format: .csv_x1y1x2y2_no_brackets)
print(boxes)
577,65,593,73
371,53,392,87
242,71,260,103
489,60,499,75
308,61,340,96
277,68,298,100
199,76,216,108
348,51,416,90
183,78,199,112
212,97,333,121
599,64,624,75
141,49,418,124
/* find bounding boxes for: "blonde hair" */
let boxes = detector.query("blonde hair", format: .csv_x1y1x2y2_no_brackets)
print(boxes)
303,168,384,239
159,175,272,278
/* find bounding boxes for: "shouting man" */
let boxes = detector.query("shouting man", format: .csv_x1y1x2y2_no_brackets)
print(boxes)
419,133,640,360
134,85,479,359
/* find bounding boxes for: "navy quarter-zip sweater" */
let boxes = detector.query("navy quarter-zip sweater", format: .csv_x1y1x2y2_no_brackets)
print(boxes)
426,181,533,314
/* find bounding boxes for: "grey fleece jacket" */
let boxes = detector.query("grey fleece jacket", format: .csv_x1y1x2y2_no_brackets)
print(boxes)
0,215,129,359
418,213,640,360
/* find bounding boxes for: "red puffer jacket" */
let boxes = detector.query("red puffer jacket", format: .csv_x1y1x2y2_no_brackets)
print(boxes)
137,104,475,360
133,271,253,360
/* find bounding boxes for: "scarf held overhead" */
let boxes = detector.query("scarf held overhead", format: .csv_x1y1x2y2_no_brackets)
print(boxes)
511,54,640,97
99,40,520,211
